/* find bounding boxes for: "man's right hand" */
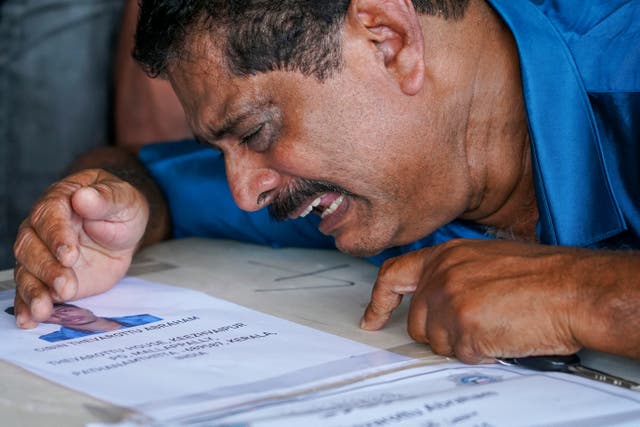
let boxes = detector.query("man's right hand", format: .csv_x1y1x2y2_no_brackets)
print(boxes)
13,169,150,329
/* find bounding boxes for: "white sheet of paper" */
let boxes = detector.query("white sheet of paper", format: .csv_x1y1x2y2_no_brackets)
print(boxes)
0,277,410,421
190,363,640,426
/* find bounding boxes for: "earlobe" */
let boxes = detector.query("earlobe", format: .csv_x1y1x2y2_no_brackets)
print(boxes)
347,0,425,95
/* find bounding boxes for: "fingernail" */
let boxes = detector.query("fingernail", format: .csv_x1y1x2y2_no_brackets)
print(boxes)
53,276,66,297
16,312,34,329
16,312,27,327
360,316,369,330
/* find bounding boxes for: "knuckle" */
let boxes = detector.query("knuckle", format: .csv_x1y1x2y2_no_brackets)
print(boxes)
96,177,134,202
29,204,75,250
436,239,473,265
93,180,118,200
45,175,84,195
454,343,484,364
431,341,454,357
31,195,69,225
14,268,40,302
379,256,400,274
370,284,389,301
13,226,36,260
371,278,396,299
424,325,453,356
368,299,390,316
13,263,24,283
32,176,86,217
376,258,400,283
455,303,483,331
430,273,464,305
33,259,63,284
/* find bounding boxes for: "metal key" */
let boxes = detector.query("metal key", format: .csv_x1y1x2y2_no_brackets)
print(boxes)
497,354,640,391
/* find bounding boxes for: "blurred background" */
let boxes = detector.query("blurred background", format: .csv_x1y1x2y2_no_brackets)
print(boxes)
0,0,126,269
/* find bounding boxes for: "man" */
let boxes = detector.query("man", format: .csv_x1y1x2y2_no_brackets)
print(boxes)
12,0,640,363
5,303,161,342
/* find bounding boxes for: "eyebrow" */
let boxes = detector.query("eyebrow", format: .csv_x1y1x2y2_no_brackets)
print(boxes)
197,101,269,144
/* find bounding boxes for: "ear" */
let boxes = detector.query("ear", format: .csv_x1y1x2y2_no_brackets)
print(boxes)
345,0,425,95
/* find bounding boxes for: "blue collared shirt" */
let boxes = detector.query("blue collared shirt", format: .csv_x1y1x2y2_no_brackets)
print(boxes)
139,0,639,263
487,0,640,249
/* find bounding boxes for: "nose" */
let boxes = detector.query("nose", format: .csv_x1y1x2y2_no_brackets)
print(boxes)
225,153,281,212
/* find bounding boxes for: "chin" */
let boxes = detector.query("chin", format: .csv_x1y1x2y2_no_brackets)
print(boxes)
334,236,388,258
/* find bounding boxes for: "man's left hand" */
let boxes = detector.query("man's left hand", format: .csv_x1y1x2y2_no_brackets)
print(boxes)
361,239,592,363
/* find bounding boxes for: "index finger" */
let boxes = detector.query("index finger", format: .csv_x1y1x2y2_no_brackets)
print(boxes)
360,248,433,331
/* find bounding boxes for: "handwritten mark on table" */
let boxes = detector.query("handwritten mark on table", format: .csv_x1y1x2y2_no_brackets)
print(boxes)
247,261,356,292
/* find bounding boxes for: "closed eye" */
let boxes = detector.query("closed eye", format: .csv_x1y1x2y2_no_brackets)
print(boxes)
240,124,263,146
240,124,273,152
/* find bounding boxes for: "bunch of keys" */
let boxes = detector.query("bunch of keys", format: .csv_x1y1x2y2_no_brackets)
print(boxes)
497,354,640,391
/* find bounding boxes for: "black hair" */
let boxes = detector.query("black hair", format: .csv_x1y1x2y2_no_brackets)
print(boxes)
134,0,470,80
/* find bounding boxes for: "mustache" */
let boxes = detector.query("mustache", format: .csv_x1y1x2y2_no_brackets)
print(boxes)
268,178,353,221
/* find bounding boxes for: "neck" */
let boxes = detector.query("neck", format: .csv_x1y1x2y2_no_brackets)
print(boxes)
456,1,538,240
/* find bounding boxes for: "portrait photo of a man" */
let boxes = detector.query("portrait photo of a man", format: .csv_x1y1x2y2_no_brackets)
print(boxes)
5,303,162,343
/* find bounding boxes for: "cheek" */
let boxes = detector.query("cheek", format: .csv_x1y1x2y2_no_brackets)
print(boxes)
271,113,352,178
276,78,397,186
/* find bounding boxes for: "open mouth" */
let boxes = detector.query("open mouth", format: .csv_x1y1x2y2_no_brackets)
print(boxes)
296,193,345,219
269,178,353,222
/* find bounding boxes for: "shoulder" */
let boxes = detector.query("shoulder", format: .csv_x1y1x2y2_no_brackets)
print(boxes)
536,0,640,91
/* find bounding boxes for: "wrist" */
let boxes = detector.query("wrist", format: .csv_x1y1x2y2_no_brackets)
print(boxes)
570,250,639,357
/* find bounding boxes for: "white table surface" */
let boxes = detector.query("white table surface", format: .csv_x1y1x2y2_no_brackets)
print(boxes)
1,237,639,426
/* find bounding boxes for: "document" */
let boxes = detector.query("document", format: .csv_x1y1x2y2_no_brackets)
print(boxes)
4,275,640,427
0,277,410,422
207,363,640,426
87,362,640,427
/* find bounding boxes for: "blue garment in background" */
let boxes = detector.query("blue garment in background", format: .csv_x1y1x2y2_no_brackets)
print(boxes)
39,314,163,343
139,0,640,265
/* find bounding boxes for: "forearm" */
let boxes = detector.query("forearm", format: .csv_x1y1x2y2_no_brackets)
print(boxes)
69,146,171,247
572,250,640,359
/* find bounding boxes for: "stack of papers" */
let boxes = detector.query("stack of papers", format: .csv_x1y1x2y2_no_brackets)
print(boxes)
1,277,639,426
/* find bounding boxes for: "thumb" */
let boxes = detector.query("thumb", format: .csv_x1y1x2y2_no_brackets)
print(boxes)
71,179,149,251
361,247,433,331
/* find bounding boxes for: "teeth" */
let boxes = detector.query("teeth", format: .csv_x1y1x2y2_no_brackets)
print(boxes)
299,195,322,218
321,195,344,218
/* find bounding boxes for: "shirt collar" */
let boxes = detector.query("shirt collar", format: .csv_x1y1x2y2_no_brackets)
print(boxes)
486,0,625,246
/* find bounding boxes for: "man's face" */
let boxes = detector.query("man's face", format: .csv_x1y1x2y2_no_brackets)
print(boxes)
45,305,97,327
169,32,472,256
